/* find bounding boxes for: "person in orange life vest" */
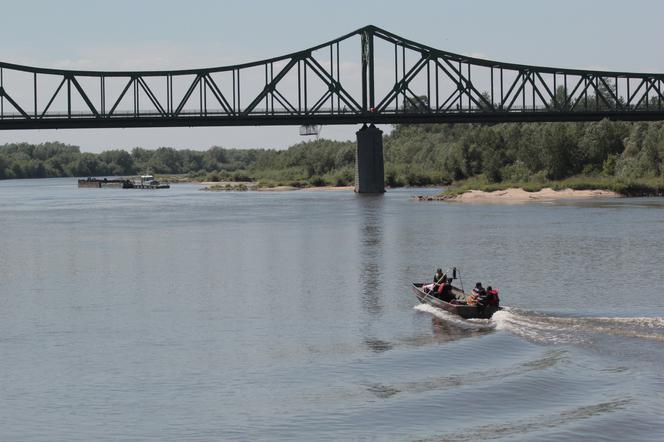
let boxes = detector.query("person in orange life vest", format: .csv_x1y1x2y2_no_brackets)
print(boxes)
467,282,485,306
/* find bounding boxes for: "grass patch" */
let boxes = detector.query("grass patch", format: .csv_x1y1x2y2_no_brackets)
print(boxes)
204,183,250,191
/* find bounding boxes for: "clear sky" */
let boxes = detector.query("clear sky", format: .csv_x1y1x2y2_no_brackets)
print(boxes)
2,0,664,152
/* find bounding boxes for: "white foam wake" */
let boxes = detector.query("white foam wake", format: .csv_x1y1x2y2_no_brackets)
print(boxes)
491,308,582,344
415,304,664,344
494,309,664,344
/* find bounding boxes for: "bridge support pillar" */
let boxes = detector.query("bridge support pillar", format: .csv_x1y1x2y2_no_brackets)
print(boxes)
355,124,385,193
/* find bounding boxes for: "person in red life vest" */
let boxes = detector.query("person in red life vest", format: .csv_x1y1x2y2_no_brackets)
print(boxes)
436,278,455,302
485,286,500,307
477,284,500,308
432,271,456,302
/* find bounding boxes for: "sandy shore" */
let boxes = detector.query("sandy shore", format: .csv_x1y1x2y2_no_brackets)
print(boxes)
417,187,621,203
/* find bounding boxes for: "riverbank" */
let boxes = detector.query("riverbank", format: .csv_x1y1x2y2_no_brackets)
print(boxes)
417,187,621,203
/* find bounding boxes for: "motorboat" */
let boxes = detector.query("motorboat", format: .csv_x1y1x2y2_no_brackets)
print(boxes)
412,268,501,319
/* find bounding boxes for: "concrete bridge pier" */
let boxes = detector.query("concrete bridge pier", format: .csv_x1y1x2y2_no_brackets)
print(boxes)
355,124,385,193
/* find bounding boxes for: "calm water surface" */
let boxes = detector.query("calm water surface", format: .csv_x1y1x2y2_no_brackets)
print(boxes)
1,178,663,441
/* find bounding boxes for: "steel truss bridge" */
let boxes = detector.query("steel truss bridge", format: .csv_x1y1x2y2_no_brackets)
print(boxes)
2,25,664,130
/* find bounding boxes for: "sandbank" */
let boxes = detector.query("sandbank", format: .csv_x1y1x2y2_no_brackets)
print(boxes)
417,187,620,203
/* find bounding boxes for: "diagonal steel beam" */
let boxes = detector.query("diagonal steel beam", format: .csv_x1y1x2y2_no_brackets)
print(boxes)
626,78,647,107
204,74,234,115
308,90,333,114
69,76,99,117
506,71,530,111
633,78,660,108
570,76,596,111
305,56,362,112
597,76,622,110
137,77,166,115
242,58,298,115
440,57,494,110
403,85,431,112
375,55,429,111
439,87,461,112
561,75,586,110
534,72,556,108
500,71,524,110
526,72,552,110
0,87,30,118
108,77,135,116
39,76,67,118
272,88,298,113
174,74,202,116
588,76,615,110
644,78,664,104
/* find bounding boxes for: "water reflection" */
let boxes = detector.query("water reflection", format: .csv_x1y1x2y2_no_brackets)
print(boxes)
357,195,385,316
429,316,491,342
363,338,393,353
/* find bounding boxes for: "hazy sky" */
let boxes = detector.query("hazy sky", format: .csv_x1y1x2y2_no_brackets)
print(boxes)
2,0,664,153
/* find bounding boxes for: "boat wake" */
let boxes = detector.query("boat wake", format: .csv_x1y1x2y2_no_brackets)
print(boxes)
494,308,664,344
416,304,664,345
491,309,583,344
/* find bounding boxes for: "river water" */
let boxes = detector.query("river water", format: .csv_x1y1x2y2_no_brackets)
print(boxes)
1,178,663,441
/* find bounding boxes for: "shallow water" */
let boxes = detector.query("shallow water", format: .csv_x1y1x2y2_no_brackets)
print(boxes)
1,178,663,441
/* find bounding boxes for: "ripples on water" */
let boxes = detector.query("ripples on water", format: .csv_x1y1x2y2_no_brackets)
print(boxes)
0,179,663,441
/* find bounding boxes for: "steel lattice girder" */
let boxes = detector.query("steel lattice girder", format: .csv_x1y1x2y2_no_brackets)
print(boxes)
1,25,664,129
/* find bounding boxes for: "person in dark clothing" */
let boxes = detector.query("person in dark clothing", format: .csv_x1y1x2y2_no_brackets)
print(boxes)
433,268,445,285
423,268,445,294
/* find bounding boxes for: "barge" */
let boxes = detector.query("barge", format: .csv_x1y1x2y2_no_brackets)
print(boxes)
78,177,133,188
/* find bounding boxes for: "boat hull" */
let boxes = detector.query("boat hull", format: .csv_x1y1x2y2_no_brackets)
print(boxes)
412,283,500,319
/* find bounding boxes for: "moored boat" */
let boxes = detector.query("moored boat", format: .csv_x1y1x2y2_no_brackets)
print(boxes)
412,281,501,319
133,174,170,189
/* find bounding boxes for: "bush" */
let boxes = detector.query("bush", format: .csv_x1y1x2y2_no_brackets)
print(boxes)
602,154,618,176
309,175,327,187
501,161,531,182
232,171,253,182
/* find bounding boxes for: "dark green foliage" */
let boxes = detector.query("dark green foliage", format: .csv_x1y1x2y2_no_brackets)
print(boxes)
0,142,81,178
383,119,663,185
3,119,664,188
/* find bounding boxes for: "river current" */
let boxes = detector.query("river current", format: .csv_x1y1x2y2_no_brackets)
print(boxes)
1,178,663,441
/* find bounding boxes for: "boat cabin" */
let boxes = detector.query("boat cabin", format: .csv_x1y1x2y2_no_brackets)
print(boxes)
141,175,156,185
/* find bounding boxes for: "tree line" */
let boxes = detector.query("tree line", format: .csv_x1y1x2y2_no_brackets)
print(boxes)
1,119,664,187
